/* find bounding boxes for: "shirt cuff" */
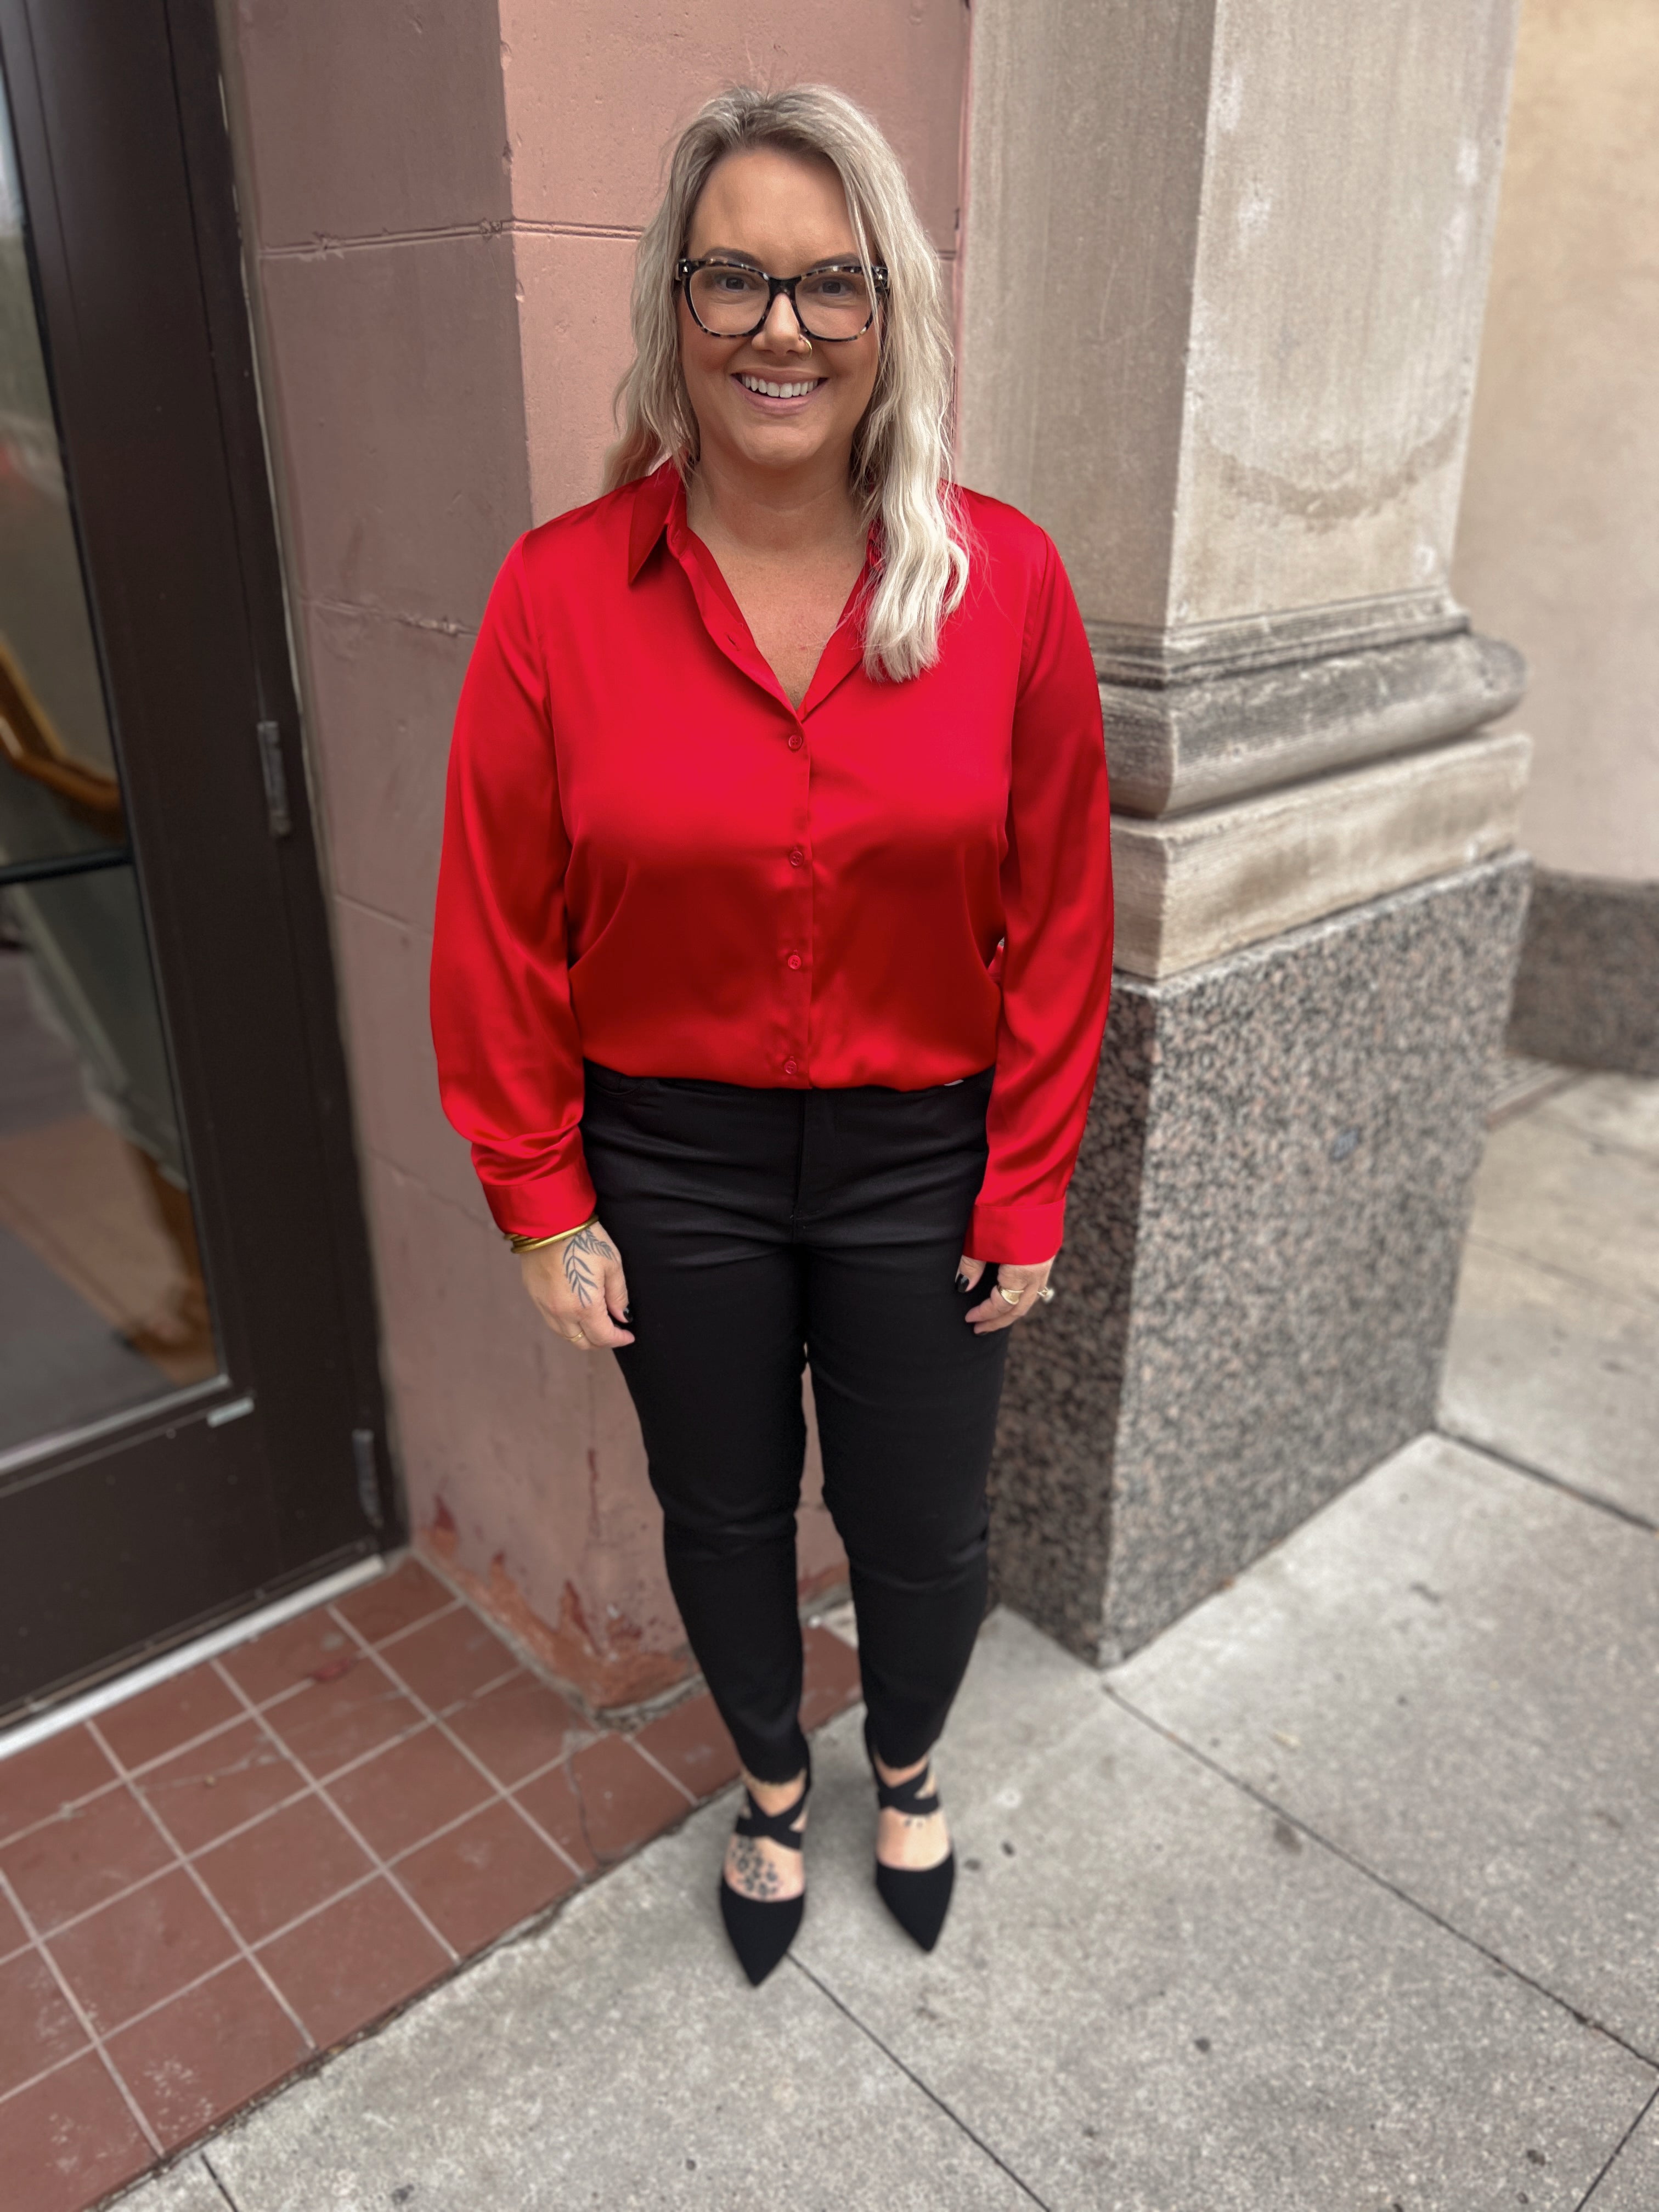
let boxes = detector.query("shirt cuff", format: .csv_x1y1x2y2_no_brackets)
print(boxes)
476,1157,599,1244
963,1197,1067,1267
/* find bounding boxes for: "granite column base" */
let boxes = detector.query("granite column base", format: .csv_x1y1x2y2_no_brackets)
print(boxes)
989,853,1531,1663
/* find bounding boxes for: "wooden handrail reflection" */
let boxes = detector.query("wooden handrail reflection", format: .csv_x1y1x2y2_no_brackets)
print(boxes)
0,637,125,843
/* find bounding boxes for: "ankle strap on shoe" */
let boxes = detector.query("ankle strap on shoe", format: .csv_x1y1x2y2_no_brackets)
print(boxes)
865,1716,941,1818
872,1765,940,1818
734,1773,810,1852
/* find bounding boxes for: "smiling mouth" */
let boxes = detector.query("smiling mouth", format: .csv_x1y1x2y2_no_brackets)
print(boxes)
735,374,825,399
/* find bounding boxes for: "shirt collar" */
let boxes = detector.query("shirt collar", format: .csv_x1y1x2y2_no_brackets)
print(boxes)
625,460,881,718
626,461,682,583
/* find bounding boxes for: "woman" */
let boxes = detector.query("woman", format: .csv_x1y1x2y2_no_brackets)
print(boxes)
431,84,1112,1985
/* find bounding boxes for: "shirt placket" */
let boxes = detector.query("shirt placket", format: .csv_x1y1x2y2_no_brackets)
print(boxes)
782,708,812,1082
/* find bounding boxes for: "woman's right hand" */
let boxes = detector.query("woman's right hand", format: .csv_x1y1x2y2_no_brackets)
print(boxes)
518,1218,634,1351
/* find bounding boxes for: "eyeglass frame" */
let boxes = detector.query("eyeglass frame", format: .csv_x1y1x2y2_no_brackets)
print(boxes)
674,255,889,343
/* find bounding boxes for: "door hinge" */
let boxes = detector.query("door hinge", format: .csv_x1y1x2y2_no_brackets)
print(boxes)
352,1427,385,1530
256,718,292,837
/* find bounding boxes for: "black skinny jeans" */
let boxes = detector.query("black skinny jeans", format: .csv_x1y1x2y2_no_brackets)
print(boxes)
582,1062,1010,1784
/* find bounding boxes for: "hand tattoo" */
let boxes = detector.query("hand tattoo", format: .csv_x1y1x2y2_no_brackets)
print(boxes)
560,1224,616,1306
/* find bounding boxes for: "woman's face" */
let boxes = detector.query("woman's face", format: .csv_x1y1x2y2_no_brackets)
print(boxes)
679,146,881,487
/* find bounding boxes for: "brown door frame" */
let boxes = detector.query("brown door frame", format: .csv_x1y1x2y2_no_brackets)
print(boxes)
0,0,395,1716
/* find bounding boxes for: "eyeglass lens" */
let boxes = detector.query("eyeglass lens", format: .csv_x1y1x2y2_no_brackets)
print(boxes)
689,264,874,338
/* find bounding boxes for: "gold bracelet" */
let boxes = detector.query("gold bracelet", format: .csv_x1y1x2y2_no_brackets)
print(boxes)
506,1217,597,1255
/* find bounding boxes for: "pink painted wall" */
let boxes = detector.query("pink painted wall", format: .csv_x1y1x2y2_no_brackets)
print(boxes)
217,0,969,1707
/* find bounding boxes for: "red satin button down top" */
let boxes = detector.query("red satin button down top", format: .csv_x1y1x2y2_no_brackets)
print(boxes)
430,464,1114,1265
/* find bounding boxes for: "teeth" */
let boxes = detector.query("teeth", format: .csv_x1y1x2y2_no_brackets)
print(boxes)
738,375,820,398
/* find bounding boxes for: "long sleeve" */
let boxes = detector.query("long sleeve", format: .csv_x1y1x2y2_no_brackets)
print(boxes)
430,539,596,1239
965,535,1114,1264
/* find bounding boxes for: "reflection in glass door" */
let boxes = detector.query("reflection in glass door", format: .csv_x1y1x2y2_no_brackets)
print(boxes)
0,94,219,1457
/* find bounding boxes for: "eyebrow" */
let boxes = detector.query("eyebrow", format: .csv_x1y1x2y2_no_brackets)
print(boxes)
692,248,862,270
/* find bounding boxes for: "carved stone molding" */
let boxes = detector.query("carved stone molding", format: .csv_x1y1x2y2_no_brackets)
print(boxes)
1110,729,1532,979
1095,595,1526,820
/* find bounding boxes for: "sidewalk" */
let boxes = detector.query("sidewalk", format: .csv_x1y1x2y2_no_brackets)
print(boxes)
109,1067,1659,2210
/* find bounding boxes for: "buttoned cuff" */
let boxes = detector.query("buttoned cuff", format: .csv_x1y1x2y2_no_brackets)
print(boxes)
963,1197,1066,1267
477,1157,599,1244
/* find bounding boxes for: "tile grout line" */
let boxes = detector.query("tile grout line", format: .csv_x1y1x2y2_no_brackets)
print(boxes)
0,1593,467,1854
87,1718,318,2056
788,1953,1058,2211
0,1861,163,2157
622,1734,699,1808
1575,2080,1659,2210
0,1769,129,1857
207,1657,463,1971
0,1556,387,1763
9,1858,182,1946
1437,1426,1659,1536
4,1954,250,2100
1102,1684,1659,2074
323,1603,589,1879
0,2015,120,2113
3,1595,843,2118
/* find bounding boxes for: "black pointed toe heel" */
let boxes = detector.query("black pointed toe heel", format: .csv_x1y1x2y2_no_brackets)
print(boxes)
718,1751,811,1988
865,1716,955,1953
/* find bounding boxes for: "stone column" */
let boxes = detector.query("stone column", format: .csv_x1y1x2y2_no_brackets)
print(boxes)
960,0,1531,1659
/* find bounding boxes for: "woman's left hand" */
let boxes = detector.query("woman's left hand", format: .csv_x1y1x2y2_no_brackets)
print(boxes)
958,1252,1057,1334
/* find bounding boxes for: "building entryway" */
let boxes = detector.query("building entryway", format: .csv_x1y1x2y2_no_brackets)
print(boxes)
0,0,388,1719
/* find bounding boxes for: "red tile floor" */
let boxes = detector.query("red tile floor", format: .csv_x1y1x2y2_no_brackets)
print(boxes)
0,1557,862,2212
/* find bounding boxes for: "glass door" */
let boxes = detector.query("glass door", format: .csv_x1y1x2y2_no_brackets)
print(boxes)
0,101,221,1457
0,0,392,1719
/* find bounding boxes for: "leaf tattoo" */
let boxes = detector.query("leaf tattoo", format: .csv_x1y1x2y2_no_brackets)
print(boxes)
560,1224,616,1307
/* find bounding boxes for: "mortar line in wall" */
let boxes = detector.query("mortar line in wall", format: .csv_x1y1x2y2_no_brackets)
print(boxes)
332,890,431,936
259,218,643,259
259,218,955,260
303,594,477,640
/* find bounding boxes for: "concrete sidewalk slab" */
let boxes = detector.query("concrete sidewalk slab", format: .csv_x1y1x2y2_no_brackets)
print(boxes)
115,2160,227,2212
1470,1112,1659,1309
1111,1435,1659,2053
794,1611,1651,2212
1586,2095,1659,2210
189,1794,1037,2212
1537,1076,1659,1161
1441,1235,1659,1523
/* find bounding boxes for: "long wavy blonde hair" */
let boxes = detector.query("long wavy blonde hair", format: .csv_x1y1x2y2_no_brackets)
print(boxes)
603,84,969,682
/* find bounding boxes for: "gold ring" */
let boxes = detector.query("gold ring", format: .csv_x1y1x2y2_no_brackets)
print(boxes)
1036,1286,1056,1303
997,1284,1023,1306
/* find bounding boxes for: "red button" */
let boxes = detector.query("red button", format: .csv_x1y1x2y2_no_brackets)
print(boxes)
787,732,804,751
788,848,805,868
783,1058,798,1076
787,953,803,970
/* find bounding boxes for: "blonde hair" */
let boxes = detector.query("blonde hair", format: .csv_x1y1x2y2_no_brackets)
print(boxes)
603,84,969,682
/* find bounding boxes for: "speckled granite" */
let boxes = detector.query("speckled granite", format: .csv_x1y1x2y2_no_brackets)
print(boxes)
1507,870,1659,1079
989,853,1531,1662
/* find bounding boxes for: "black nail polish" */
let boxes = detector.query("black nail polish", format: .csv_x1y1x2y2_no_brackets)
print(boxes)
622,1306,633,1323
955,1272,970,1292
